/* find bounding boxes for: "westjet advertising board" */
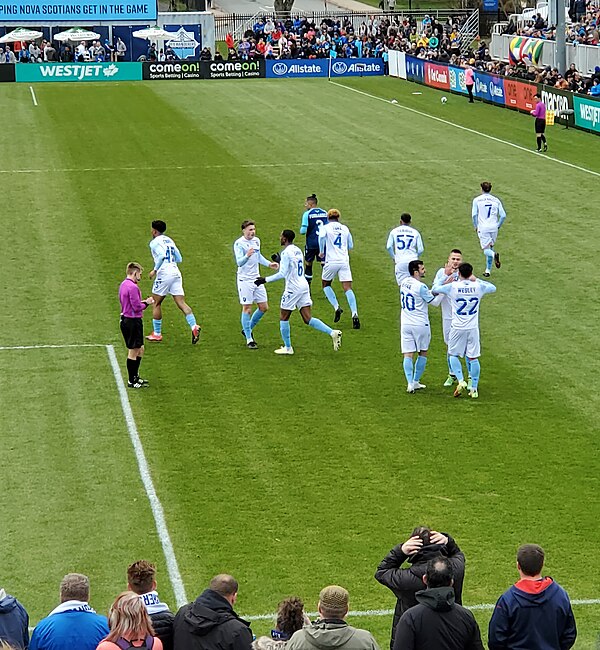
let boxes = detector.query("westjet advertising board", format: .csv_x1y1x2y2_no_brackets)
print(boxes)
0,0,156,22
16,62,142,82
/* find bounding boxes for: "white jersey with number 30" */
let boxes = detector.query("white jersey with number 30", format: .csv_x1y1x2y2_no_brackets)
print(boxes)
400,277,435,326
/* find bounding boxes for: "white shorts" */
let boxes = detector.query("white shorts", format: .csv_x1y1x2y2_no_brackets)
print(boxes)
442,318,452,345
447,327,480,358
395,262,410,286
322,261,352,282
152,272,184,296
401,324,431,353
237,279,267,305
281,289,312,311
478,229,497,249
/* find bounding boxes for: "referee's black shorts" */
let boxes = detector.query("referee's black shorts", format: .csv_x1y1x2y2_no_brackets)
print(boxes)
535,118,546,134
120,316,143,349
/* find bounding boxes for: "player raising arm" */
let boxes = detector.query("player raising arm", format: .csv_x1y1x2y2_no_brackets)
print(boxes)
319,208,360,329
472,182,506,278
234,220,278,349
433,262,496,399
386,213,424,286
255,229,341,355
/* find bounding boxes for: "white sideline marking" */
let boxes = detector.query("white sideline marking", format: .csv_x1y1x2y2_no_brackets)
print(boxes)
329,81,600,179
244,598,600,621
106,344,188,608
0,158,506,175
0,342,188,609
29,86,38,107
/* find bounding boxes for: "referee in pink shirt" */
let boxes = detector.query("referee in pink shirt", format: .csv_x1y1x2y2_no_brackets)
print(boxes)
530,94,548,152
119,262,154,388
465,64,475,103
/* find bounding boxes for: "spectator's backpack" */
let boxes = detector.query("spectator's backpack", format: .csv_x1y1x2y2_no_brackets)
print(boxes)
115,637,155,650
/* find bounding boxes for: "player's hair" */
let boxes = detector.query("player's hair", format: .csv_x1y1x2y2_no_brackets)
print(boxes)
517,544,545,576
241,220,255,231
60,573,90,603
127,560,156,595
534,93,541,99
126,262,143,275
411,526,432,546
209,574,238,597
458,262,473,279
282,229,296,243
105,591,156,643
151,220,167,233
275,597,306,637
425,557,454,588
408,260,423,276
327,209,341,220
400,213,412,224
306,193,318,204
480,181,492,193
451,249,462,256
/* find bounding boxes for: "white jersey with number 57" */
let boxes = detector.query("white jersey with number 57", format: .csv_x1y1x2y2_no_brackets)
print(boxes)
387,225,424,263
472,193,506,232
433,279,496,329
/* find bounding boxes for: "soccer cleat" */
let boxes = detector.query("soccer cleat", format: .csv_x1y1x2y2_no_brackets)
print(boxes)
331,329,342,351
246,341,258,349
536,148,541,153
407,383,415,393
467,377,473,391
412,381,426,390
352,315,361,330
146,332,163,342
334,307,343,323
543,143,548,152
135,376,149,386
127,379,147,389
483,271,490,278
469,389,479,399
191,324,201,345
453,380,468,397
494,252,501,269
274,346,294,355
443,375,456,387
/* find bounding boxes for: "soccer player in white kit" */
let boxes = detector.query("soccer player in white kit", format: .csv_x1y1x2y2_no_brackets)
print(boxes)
400,260,442,393
472,181,506,278
318,208,360,330
255,229,342,355
433,249,463,387
386,213,424,286
234,220,279,349
433,262,496,399
146,220,201,345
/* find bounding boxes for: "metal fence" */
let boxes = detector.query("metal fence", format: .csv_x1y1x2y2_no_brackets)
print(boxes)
214,9,473,41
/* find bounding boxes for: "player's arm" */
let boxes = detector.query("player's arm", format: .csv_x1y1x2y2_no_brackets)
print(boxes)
299,210,309,235
416,233,424,256
347,231,354,251
498,202,507,228
173,246,183,264
234,242,250,267
149,240,164,278
478,279,497,294
257,253,290,284
420,284,443,307
471,199,478,229
432,283,452,296
318,229,327,256
386,232,395,259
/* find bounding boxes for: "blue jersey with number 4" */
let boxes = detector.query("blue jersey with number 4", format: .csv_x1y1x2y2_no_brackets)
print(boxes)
301,208,328,249
432,279,496,329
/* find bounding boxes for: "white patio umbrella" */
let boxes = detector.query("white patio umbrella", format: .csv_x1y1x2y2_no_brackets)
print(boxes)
132,26,172,40
53,27,101,42
0,27,43,43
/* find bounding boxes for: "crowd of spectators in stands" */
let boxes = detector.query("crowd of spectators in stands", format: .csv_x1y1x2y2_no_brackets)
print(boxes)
0,531,580,650
0,37,129,63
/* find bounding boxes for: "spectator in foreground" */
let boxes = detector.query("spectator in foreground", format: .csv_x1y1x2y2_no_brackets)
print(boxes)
173,574,252,650
0,643,19,650
375,527,465,649
127,560,174,650
97,591,163,650
286,586,379,650
488,544,577,650
0,586,29,650
29,573,109,650
253,597,309,650
393,557,483,650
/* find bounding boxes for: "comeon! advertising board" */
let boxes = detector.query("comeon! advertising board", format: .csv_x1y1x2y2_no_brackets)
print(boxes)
0,0,156,21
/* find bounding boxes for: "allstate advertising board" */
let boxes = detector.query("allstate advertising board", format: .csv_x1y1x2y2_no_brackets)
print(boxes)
265,58,384,78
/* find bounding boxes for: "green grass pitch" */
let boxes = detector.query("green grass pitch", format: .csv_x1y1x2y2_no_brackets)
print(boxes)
1,76,599,647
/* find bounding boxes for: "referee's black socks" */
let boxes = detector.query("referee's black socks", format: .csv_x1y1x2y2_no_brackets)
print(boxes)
536,136,542,150
127,358,137,383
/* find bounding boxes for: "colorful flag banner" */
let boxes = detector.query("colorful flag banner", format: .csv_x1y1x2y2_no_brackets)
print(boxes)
509,37,544,65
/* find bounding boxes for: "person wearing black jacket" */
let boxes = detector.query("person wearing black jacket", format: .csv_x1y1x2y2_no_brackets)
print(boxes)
375,527,465,649
173,574,252,650
393,557,483,650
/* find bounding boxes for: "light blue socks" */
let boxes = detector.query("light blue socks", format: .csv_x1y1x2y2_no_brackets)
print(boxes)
152,319,162,335
470,359,481,389
280,321,291,347
308,318,332,335
323,286,339,309
413,356,427,382
449,356,464,382
403,357,414,384
484,248,494,272
241,312,252,339
345,289,358,316
250,308,265,329
185,313,197,329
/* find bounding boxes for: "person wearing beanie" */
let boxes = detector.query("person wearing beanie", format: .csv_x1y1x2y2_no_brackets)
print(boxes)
286,586,379,650
375,527,465,649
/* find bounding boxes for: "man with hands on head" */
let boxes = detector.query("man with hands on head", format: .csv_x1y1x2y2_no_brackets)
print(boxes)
375,527,465,650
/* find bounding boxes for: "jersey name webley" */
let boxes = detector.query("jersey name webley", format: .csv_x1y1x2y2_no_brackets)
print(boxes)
150,235,182,276
304,208,328,248
321,222,352,264
433,279,496,329
234,236,263,281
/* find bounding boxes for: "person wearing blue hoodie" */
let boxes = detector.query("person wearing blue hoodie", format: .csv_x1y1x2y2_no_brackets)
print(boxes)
488,544,577,650
0,586,29,649
29,573,108,650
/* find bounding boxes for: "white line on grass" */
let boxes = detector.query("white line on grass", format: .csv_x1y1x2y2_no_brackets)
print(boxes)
29,86,38,107
0,343,106,350
0,158,507,175
244,598,600,621
106,344,188,608
329,80,600,179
